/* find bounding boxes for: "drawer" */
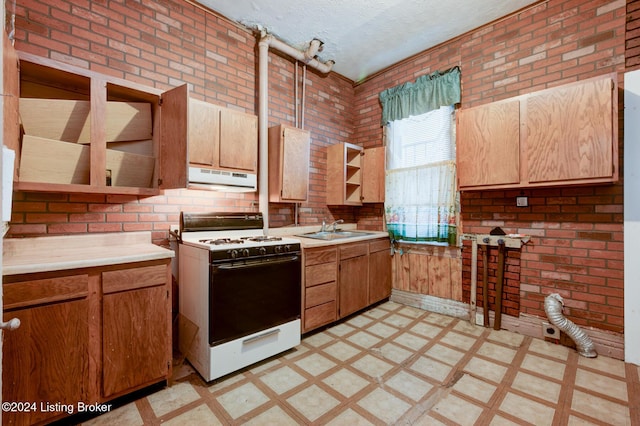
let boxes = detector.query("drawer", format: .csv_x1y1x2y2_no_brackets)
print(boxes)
305,281,336,308
4,274,89,310
305,262,336,287
305,247,337,266
339,242,368,260
102,264,167,294
369,238,391,253
304,301,336,331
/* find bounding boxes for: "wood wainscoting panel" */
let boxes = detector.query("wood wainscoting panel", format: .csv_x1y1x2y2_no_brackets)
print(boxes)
391,245,462,302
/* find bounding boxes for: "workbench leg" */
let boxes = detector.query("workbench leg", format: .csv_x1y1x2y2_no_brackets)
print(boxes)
482,245,489,327
469,240,478,325
494,242,506,330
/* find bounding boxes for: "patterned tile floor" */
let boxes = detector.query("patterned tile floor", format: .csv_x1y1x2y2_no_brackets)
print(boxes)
82,301,640,425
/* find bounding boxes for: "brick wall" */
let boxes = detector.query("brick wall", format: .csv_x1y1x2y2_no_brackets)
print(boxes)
627,0,640,69
7,0,360,245
353,0,626,334
6,0,628,334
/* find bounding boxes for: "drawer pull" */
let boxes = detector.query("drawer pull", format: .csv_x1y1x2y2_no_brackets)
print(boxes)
0,317,21,331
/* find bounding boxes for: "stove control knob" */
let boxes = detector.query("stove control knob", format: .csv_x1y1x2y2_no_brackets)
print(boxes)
242,249,250,257
284,245,291,252
275,245,283,254
230,250,239,259
258,247,267,255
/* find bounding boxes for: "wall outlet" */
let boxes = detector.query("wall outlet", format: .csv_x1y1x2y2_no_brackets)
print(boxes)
516,196,528,207
542,321,560,339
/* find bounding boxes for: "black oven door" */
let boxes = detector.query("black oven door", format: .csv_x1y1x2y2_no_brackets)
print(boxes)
209,254,301,346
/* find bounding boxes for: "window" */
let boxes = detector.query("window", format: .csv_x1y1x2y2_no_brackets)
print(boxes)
385,105,458,245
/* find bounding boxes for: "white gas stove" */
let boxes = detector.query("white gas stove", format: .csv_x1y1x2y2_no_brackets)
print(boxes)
177,212,301,381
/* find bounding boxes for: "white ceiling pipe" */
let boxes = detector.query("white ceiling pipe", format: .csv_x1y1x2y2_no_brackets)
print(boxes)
304,39,322,63
257,32,335,233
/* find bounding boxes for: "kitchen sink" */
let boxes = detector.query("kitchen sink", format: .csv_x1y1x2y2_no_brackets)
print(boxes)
297,230,376,240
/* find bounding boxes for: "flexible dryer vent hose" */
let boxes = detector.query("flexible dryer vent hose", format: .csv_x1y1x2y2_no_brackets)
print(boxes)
544,293,597,358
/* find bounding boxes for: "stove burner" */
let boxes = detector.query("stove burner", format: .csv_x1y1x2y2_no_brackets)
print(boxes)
199,238,245,245
241,236,283,242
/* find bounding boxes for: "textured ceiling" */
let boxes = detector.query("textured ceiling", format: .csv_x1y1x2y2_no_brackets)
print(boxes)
195,0,540,82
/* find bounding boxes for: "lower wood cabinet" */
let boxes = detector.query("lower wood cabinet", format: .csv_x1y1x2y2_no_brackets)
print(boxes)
102,264,170,398
2,259,171,425
302,237,392,333
368,239,393,304
3,297,89,425
338,242,369,318
302,246,338,332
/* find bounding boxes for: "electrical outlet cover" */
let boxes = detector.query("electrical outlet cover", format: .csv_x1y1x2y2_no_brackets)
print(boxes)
542,321,560,338
516,196,528,207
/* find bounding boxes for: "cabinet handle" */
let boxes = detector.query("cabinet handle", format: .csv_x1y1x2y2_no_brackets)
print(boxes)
0,318,20,331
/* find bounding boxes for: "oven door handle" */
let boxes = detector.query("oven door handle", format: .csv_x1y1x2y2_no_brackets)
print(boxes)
215,255,300,270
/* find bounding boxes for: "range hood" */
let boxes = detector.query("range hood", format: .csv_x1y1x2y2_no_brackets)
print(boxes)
188,166,257,192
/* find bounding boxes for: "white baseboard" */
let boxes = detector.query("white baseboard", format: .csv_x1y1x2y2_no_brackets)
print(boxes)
390,289,625,361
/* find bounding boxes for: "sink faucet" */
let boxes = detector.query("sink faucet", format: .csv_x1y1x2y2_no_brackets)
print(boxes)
329,219,344,232
320,219,344,232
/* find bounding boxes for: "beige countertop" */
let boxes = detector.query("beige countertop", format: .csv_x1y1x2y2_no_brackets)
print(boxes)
3,231,174,276
268,224,389,248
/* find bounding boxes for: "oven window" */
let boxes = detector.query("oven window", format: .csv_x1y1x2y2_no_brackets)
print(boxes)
209,255,301,346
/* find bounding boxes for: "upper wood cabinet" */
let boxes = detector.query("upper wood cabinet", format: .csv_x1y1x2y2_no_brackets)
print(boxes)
219,108,258,172
327,142,385,205
7,49,188,195
268,124,311,202
458,99,520,188
172,94,258,174
361,146,385,203
457,73,618,191
188,98,220,168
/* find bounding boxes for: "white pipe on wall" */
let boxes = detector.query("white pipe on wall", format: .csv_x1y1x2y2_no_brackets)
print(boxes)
258,37,270,232
257,32,334,233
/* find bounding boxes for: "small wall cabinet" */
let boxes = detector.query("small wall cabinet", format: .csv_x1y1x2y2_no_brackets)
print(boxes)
326,143,385,205
159,86,258,183
268,125,311,202
6,49,188,195
362,146,386,203
457,73,618,190
186,98,257,173
2,260,172,425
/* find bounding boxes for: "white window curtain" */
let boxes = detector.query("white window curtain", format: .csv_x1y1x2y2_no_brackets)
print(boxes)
385,106,458,244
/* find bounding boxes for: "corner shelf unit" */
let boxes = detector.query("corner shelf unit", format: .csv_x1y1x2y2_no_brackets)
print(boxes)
327,142,363,205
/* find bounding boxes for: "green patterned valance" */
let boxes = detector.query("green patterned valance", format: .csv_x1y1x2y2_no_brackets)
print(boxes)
379,66,460,125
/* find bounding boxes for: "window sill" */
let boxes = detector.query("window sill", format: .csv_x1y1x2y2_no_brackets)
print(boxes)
395,240,451,247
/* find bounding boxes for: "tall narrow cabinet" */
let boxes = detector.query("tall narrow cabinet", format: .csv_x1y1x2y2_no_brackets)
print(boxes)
268,125,311,202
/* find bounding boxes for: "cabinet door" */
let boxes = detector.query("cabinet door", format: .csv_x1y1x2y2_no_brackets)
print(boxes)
526,76,615,183
457,99,520,188
362,146,385,203
219,108,257,172
102,285,169,397
281,126,310,201
3,32,20,180
339,255,369,318
3,300,89,425
159,84,189,189
369,240,392,304
188,98,220,167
